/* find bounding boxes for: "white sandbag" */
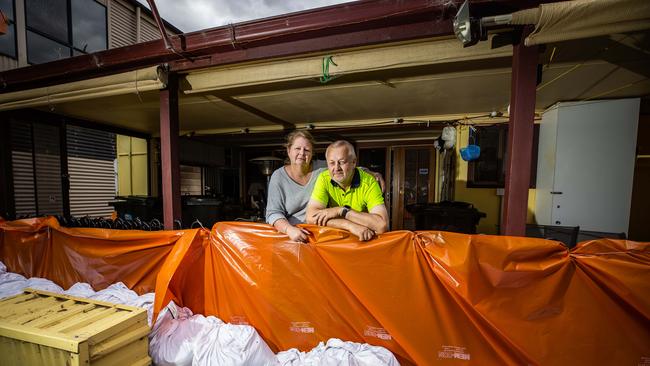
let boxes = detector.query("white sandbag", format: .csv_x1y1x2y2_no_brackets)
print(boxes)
324,338,399,366
25,277,64,294
126,292,155,308
193,321,276,366
275,338,399,366
90,282,138,304
0,261,6,274
65,282,96,298
149,302,217,366
274,348,304,366
126,292,155,325
0,272,28,299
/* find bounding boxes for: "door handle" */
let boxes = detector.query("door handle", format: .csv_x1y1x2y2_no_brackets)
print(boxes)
550,191,563,194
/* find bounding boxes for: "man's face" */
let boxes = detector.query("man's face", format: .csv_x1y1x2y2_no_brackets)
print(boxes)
326,146,356,186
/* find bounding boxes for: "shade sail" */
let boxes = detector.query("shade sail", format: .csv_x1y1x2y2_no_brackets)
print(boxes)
0,66,166,111
511,0,650,46
1,217,649,365
183,37,511,94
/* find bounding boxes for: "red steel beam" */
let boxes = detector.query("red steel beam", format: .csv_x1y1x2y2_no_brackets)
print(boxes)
0,0,549,92
169,16,450,72
501,26,538,236
159,74,181,229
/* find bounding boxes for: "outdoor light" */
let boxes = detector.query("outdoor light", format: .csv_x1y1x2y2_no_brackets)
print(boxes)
453,0,512,47
453,1,480,47
250,156,284,185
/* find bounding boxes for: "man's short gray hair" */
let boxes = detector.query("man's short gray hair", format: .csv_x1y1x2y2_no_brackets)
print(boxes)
326,140,356,160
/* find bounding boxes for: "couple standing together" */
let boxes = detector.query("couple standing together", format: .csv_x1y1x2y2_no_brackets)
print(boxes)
265,131,389,242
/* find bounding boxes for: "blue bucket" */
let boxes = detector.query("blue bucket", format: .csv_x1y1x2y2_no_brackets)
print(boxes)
460,144,481,161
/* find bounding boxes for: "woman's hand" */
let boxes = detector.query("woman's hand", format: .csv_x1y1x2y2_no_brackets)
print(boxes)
286,225,310,243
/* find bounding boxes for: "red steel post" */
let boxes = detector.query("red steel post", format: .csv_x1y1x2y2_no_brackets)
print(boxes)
159,73,181,229
501,27,538,236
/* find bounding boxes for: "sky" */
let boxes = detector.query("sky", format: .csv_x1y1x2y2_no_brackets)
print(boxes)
137,0,355,33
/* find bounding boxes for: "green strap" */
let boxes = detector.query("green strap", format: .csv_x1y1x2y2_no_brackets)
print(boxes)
319,55,339,84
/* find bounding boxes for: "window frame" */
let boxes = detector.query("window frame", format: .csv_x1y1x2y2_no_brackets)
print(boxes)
0,0,18,59
24,0,107,64
466,123,539,189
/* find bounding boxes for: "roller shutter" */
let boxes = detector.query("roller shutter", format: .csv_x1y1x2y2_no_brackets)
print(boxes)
67,125,117,218
10,120,64,217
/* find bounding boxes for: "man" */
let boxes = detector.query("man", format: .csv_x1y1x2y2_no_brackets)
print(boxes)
306,140,389,241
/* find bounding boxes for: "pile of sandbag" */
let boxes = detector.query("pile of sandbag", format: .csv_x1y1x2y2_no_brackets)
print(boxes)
0,262,156,324
150,301,276,365
150,302,399,366
0,261,399,366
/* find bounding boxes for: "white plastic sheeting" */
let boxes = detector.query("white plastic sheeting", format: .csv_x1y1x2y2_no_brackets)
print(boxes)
0,261,400,366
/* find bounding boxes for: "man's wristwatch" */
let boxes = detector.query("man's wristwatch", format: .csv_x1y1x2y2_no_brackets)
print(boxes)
340,205,351,218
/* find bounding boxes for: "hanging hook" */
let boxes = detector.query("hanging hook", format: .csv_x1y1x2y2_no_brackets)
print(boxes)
319,55,339,84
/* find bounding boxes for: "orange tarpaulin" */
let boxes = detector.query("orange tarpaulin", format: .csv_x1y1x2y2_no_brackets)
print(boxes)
1,218,649,365
0,217,195,294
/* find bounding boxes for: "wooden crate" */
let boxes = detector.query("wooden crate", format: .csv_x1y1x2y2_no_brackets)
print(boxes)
0,288,151,366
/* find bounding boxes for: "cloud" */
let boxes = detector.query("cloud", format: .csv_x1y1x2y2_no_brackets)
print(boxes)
138,0,353,33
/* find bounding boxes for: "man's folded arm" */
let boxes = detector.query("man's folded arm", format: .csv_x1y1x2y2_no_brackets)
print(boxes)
307,199,364,230
344,205,388,234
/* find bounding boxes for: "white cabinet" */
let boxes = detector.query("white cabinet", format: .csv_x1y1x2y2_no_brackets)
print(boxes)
535,98,639,234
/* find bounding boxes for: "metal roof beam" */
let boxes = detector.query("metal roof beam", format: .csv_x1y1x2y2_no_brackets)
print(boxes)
0,0,550,93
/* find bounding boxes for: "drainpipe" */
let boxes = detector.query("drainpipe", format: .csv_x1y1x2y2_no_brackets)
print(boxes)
145,0,191,61
145,0,173,50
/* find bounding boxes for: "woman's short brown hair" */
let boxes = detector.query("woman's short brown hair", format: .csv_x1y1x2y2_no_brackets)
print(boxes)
285,130,316,150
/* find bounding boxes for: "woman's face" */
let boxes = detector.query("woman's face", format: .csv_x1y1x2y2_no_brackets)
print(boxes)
287,136,313,166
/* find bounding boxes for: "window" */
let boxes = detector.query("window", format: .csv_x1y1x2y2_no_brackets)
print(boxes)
466,124,539,188
0,0,17,58
71,0,108,53
25,0,106,64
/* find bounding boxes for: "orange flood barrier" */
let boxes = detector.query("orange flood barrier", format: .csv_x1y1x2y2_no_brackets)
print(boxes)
0,217,198,294
2,218,650,365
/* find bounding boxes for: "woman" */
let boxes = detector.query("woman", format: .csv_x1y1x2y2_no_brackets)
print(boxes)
265,131,323,242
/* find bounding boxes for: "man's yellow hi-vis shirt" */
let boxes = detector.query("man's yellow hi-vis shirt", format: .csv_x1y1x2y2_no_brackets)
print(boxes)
311,168,384,212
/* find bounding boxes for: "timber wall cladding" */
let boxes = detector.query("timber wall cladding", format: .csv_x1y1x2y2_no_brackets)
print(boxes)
109,0,175,48
139,17,161,42
109,0,137,48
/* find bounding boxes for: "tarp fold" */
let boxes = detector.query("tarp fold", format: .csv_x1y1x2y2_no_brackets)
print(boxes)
1,217,649,365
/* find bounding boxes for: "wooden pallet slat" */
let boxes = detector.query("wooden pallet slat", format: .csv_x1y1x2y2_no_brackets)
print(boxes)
0,289,151,366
